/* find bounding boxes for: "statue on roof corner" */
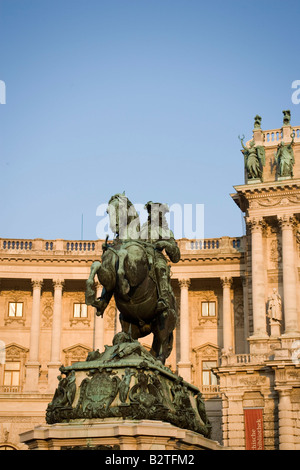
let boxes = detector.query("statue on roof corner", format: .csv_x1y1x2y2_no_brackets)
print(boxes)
254,115,262,129
275,131,295,178
239,135,265,181
283,110,291,126
85,193,180,364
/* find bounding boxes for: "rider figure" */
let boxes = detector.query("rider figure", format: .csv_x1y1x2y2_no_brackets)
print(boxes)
89,197,180,317
140,201,180,313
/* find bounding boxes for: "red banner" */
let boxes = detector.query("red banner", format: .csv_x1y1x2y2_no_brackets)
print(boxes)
244,408,264,450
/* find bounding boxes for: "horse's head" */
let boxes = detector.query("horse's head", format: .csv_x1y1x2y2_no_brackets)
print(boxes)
107,193,140,240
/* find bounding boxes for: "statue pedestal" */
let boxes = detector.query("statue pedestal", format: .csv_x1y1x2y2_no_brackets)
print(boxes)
30,333,217,451
270,320,281,338
19,418,223,450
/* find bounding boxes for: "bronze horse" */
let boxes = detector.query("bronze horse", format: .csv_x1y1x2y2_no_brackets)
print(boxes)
85,194,180,364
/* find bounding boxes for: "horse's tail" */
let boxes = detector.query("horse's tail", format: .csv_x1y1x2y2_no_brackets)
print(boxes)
85,261,101,305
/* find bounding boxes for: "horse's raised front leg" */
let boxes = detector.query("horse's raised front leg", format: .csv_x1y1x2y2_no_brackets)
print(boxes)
85,261,101,305
86,261,115,316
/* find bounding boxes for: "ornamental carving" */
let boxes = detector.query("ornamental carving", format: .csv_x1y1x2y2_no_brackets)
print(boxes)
42,293,53,328
221,276,232,288
239,376,267,386
178,278,191,289
5,343,28,361
31,279,43,289
269,239,282,264
248,192,300,210
278,215,298,229
246,217,267,233
233,289,244,328
105,305,117,329
63,344,91,366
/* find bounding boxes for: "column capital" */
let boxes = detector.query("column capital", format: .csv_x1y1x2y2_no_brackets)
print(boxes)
52,278,64,289
246,216,266,233
31,278,43,289
178,278,191,289
220,276,232,288
275,386,292,398
278,214,298,230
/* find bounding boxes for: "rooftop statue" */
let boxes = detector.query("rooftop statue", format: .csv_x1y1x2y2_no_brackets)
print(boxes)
283,109,291,126
85,193,180,364
239,135,265,181
275,132,295,178
254,114,262,129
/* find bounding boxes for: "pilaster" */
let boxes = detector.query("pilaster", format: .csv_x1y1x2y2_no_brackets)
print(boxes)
24,278,43,392
177,278,191,382
48,278,64,392
220,276,233,353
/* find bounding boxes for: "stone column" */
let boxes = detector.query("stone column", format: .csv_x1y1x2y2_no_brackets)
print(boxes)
48,278,64,392
177,278,191,382
221,276,233,353
93,282,105,352
279,215,299,336
24,278,43,392
277,388,294,450
247,217,268,338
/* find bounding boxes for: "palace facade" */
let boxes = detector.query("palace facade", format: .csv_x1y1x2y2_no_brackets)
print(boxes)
1,113,300,450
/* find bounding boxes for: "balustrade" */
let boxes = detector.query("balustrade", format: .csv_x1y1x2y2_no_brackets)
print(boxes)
0,385,22,393
186,237,244,251
262,126,300,146
0,239,98,254
2,240,32,250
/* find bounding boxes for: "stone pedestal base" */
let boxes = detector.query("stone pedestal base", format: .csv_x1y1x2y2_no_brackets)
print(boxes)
270,321,281,338
19,419,223,450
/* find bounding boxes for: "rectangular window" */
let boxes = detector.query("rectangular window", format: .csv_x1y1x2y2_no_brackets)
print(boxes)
202,361,218,386
73,303,87,318
8,302,23,317
3,362,20,386
201,301,216,317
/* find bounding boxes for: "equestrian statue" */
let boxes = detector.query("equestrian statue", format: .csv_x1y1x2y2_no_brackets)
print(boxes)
85,193,181,364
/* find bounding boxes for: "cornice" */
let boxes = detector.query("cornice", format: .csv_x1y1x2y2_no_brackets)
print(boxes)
233,179,300,196
232,180,300,212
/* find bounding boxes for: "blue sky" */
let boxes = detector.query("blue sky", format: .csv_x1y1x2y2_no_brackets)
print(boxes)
1,0,300,241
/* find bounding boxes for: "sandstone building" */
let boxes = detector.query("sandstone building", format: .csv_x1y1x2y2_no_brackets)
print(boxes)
0,113,300,449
